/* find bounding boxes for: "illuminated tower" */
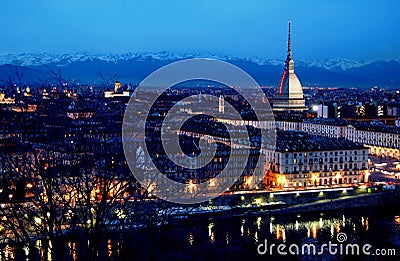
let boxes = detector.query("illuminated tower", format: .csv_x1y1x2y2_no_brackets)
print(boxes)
218,94,224,114
114,81,122,93
272,21,307,112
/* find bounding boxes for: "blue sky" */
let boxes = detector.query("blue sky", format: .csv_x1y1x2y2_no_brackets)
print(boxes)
1,0,399,60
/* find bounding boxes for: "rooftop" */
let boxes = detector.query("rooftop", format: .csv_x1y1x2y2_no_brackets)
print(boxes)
303,118,400,134
275,130,366,152
304,118,350,126
0,138,32,154
349,120,400,134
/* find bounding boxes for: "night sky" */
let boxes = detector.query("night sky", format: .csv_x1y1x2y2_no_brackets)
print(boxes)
1,0,399,60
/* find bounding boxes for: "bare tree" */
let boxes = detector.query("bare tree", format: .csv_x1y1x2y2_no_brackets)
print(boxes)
0,108,165,260
13,59,24,88
98,70,118,91
44,65,64,88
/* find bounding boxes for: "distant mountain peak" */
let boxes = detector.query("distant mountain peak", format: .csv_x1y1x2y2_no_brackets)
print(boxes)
0,51,379,71
0,52,399,88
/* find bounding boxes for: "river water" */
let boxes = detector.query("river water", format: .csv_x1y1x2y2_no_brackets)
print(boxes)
114,205,400,260
2,205,400,260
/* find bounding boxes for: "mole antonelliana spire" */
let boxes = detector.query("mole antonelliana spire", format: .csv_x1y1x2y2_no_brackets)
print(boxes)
287,20,292,62
272,21,307,112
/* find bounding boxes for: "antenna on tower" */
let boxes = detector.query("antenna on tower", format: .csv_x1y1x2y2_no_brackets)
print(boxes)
287,20,292,60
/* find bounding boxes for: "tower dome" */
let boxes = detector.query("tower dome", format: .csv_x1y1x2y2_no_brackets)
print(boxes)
273,21,307,112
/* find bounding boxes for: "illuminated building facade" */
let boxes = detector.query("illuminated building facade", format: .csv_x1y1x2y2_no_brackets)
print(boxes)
276,119,400,158
104,81,133,98
264,131,369,188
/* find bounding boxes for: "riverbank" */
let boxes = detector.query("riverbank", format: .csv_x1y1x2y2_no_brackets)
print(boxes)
179,190,400,221
268,190,400,215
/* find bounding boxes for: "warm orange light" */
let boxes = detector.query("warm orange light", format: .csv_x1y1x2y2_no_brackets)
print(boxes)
277,175,288,187
245,176,253,187
311,223,318,238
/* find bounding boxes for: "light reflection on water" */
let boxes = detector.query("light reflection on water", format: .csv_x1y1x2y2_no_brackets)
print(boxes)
188,233,194,245
190,208,400,254
240,218,245,236
1,208,400,259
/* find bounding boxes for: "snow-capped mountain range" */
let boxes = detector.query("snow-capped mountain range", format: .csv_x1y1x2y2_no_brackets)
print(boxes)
0,51,375,70
0,52,399,87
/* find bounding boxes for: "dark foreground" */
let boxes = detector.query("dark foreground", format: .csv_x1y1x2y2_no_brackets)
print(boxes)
2,201,400,260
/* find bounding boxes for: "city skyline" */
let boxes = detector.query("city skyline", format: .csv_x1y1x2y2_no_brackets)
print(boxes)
1,2,400,259
1,1,400,61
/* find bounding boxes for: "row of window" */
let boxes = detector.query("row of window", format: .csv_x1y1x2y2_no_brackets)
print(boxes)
285,150,365,158
277,162,366,173
286,156,366,165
